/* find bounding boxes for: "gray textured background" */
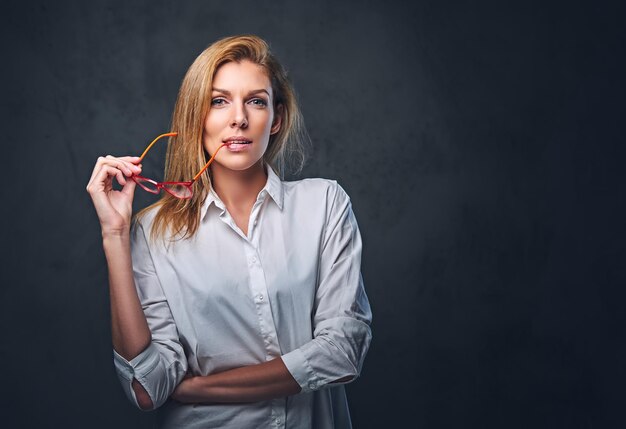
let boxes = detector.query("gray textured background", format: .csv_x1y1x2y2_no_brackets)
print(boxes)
1,0,625,428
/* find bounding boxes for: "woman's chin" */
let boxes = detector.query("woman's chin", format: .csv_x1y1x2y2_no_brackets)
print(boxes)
212,156,265,173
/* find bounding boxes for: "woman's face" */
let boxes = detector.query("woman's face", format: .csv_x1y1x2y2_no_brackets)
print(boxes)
203,59,281,172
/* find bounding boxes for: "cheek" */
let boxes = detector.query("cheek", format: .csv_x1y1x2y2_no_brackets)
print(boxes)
255,112,275,132
204,112,221,131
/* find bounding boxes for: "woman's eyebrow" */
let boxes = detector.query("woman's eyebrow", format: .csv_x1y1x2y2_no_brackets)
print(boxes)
212,88,270,97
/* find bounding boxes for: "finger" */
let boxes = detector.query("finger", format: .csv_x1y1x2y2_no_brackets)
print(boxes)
104,155,139,177
98,155,141,165
115,168,127,187
121,176,137,197
88,165,125,196
105,155,143,172
87,163,113,195
87,156,109,187
87,165,121,206
88,156,130,187
102,164,127,188
112,156,143,174
87,156,142,192
116,156,142,165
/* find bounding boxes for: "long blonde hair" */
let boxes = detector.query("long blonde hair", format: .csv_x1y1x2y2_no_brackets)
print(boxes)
137,35,308,241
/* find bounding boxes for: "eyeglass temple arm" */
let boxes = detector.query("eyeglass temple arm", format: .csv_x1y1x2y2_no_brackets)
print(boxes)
138,132,178,162
192,143,227,182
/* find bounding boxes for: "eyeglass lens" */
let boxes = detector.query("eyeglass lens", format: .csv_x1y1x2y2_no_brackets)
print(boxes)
163,183,193,199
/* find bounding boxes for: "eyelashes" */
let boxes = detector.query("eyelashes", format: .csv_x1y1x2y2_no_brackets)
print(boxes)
210,97,268,107
250,98,268,106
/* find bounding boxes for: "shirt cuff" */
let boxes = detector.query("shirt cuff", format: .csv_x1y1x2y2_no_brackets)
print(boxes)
113,343,162,408
113,342,161,382
281,347,321,394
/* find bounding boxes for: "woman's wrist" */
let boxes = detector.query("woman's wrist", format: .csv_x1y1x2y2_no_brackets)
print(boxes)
174,376,213,403
102,228,131,241
102,230,132,256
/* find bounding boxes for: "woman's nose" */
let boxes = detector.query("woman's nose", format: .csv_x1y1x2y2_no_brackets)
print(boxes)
230,103,248,128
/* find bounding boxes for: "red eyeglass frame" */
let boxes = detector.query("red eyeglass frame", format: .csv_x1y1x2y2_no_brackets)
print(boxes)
132,132,226,199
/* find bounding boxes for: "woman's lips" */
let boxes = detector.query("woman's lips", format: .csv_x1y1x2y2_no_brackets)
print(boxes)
224,141,251,152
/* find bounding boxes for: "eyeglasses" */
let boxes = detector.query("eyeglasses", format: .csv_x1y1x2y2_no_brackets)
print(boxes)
132,132,226,199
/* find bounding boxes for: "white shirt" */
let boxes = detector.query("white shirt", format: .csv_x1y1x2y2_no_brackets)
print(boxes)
113,165,373,428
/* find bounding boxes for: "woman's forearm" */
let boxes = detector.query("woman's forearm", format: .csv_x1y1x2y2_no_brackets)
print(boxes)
103,233,152,359
103,233,154,410
173,357,301,404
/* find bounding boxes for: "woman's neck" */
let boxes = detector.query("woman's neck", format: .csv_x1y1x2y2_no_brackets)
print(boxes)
209,160,267,211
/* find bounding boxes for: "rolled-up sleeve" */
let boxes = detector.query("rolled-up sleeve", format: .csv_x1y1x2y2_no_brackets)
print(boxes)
112,220,187,410
281,182,373,393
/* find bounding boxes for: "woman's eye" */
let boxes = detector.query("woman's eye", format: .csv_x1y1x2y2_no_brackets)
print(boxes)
250,98,268,107
211,98,226,106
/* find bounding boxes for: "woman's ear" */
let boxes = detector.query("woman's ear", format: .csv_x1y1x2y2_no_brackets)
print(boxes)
270,104,283,135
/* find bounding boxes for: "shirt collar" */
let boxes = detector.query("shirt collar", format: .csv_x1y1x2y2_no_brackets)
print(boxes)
200,163,284,220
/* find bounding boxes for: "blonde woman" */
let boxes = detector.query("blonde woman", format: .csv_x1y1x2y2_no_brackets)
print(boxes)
86,35,372,428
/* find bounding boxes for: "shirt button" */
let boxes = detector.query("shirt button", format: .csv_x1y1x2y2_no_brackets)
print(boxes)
254,219,258,226
308,381,316,390
251,256,257,264
258,294,264,301
275,418,281,425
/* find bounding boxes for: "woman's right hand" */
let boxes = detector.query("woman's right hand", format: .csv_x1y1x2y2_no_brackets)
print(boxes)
86,155,143,237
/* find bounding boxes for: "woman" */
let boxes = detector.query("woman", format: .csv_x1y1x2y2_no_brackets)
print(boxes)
86,35,372,428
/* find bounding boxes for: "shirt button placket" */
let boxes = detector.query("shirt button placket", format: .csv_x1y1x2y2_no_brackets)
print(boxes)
246,244,281,359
